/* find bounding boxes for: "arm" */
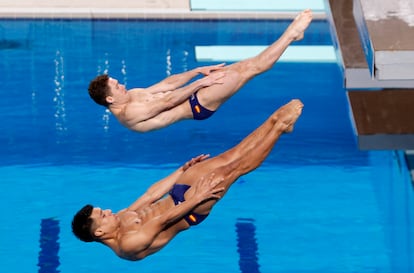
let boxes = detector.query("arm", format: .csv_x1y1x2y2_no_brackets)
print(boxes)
146,63,225,93
127,154,210,211
121,197,205,257
121,174,224,255
128,71,225,132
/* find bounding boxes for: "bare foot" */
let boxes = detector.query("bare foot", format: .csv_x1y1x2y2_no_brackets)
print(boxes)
285,9,313,41
275,99,304,133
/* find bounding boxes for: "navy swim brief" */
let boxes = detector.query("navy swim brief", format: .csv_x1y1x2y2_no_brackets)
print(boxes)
169,184,208,226
189,92,215,120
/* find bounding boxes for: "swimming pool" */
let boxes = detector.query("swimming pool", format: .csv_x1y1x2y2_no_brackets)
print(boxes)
0,18,413,273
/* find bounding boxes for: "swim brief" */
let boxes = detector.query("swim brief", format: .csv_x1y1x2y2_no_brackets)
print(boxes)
189,92,215,120
169,184,208,226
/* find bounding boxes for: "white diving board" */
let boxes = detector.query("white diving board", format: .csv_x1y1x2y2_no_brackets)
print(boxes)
195,45,337,63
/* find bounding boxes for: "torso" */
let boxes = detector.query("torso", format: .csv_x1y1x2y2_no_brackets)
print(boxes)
115,195,190,260
110,88,191,132
111,88,163,122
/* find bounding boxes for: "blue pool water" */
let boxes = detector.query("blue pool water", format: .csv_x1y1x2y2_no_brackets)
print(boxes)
0,19,413,273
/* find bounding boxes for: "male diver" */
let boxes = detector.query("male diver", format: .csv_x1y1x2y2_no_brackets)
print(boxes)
87,10,312,132
72,99,304,261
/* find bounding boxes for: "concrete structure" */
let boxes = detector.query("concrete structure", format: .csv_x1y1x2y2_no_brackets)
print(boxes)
326,0,414,151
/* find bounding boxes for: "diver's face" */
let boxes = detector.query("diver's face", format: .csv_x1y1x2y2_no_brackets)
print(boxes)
90,207,119,238
107,77,127,96
105,77,127,105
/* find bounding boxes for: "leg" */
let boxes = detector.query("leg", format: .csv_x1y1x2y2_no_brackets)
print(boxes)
197,10,313,110
182,99,304,214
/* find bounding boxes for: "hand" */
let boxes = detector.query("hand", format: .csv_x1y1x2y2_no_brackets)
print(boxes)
182,154,210,171
197,63,225,76
199,71,225,87
193,173,225,203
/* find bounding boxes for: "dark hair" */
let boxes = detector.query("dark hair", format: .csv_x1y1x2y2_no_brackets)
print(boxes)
72,204,95,242
88,74,110,107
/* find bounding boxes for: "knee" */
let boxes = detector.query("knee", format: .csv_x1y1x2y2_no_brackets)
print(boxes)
224,69,243,83
219,160,243,180
223,66,254,86
254,57,273,72
238,58,270,76
209,160,237,181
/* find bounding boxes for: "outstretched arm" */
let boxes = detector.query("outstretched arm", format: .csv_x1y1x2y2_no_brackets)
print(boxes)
127,154,210,211
146,63,225,93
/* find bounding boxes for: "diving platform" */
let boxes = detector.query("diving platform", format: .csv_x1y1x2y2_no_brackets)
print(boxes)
326,0,414,150
348,90,414,150
326,0,414,89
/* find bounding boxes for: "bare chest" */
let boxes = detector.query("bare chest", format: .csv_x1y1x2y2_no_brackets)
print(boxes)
118,202,168,230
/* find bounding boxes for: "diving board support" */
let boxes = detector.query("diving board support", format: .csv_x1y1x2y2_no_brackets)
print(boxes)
347,90,414,150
